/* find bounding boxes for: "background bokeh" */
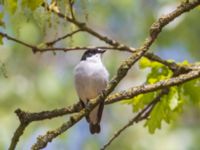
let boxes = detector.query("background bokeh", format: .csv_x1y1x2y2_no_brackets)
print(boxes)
0,0,200,150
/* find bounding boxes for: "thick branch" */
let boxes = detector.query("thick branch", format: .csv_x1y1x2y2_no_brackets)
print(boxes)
11,67,200,123
106,69,200,104
9,123,28,150
8,102,82,150
15,102,82,123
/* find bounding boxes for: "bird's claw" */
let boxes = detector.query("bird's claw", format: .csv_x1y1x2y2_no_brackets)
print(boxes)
85,100,91,110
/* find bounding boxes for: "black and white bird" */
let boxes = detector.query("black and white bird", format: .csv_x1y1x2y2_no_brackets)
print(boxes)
74,49,109,134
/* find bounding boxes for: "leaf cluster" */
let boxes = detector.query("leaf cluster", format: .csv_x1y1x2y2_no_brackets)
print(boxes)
125,58,200,133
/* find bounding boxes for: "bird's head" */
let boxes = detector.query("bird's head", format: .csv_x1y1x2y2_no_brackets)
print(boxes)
81,48,106,61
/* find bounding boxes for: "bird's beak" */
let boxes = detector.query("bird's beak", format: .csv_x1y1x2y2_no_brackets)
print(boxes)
99,49,106,54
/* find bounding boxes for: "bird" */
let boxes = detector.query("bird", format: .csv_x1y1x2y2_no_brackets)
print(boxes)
74,49,109,134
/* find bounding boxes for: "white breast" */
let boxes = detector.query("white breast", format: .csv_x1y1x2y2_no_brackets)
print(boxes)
74,55,109,124
74,60,109,102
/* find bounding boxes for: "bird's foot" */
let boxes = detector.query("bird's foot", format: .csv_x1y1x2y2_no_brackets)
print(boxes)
85,99,91,110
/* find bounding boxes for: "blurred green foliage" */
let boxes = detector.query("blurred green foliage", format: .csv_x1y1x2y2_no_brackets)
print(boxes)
0,0,200,150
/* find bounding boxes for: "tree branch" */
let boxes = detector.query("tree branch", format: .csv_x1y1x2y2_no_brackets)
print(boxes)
0,30,191,76
9,67,200,150
101,49,194,149
8,101,82,150
26,1,200,149
44,0,200,51
101,89,169,150
9,64,199,150
45,29,82,46
11,67,200,122
144,52,191,75
106,68,200,104
9,123,29,150
30,69,200,149
0,32,39,53
68,0,75,20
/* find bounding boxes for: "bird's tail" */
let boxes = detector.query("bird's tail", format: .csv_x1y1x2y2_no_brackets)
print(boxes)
89,123,100,134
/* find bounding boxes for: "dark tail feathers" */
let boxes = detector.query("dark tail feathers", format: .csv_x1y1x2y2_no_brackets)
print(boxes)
89,123,100,134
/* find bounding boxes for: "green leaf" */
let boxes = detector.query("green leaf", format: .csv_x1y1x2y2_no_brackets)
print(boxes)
122,91,158,112
179,60,189,66
139,57,151,69
0,34,2,45
139,57,173,84
145,87,183,134
145,99,167,134
168,87,179,110
0,13,5,28
139,57,163,69
21,0,44,10
180,78,200,104
124,57,174,115
5,0,18,14
132,92,157,112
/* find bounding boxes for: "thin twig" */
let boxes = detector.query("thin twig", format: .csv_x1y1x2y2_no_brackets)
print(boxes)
101,89,169,150
0,32,39,53
42,2,134,50
45,29,82,46
68,0,75,19
34,46,134,52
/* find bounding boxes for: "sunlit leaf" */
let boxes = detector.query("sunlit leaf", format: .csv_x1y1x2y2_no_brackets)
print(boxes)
5,0,17,14
0,34,2,45
132,92,157,112
168,87,179,110
180,78,200,104
139,57,173,84
145,87,183,134
0,12,5,28
21,0,43,10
